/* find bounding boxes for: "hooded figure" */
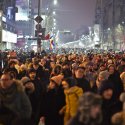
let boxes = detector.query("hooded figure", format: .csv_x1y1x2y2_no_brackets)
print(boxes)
99,80,122,125
67,92,102,125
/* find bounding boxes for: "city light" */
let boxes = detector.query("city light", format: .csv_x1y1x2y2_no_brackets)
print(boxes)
54,0,58,5
54,27,56,30
54,22,56,26
53,11,56,15
53,18,56,22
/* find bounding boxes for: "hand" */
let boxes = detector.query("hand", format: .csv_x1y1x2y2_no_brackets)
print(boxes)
40,116,45,123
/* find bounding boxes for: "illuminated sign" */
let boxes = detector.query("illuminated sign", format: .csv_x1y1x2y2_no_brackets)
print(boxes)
2,30,17,43
16,0,29,21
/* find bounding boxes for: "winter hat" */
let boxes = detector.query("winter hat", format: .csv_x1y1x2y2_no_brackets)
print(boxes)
99,70,110,80
21,77,31,85
78,92,102,111
50,74,64,85
99,80,114,95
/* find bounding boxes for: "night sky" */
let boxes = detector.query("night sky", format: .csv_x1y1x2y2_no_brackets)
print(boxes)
55,0,96,32
39,0,96,32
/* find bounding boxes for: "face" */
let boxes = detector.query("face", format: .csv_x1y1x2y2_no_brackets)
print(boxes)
50,62,55,68
0,74,13,89
108,66,115,74
29,72,36,80
62,81,69,89
90,105,101,119
98,75,105,82
103,89,113,100
100,66,105,71
75,68,84,78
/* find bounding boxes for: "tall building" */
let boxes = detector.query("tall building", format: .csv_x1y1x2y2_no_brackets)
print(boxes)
95,0,125,50
0,0,17,50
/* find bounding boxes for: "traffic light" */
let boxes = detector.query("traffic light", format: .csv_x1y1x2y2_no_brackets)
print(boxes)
35,28,46,40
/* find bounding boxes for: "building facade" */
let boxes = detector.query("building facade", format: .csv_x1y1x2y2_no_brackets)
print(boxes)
95,0,125,50
0,0,17,50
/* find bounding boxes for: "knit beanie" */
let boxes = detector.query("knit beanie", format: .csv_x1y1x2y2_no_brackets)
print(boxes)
50,74,64,85
99,80,114,95
99,70,110,80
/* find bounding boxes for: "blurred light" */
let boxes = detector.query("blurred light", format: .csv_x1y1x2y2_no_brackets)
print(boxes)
122,21,125,24
53,11,56,15
53,18,56,22
54,27,56,30
108,28,110,31
54,22,56,26
47,8,49,10
54,0,58,5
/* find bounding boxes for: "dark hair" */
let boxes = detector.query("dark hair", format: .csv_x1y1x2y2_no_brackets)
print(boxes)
62,77,77,87
28,68,36,74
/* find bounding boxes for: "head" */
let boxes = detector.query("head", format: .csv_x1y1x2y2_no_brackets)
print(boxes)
28,69,36,80
32,57,39,65
8,61,16,68
78,92,102,124
121,58,125,65
108,65,115,75
0,73,13,89
98,70,109,82
62,77,77,89
99,80,114,100
75,67,85,78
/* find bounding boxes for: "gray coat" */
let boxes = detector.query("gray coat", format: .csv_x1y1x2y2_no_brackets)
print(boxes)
0,80,32,119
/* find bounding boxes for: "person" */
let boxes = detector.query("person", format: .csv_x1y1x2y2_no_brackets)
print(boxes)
67,92,102,125
0,72,32,125
28,68,45,125
118,58,125,74
61,77,83,125
99,80,122,125
74,66,91,92
108,64,124,99
41,74,65,125
120,72,125,91
91,70,109,93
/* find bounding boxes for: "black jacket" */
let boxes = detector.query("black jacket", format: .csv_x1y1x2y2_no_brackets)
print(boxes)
108,71,124,99
75,78,91,92
101,98,122,125
43,85,65,125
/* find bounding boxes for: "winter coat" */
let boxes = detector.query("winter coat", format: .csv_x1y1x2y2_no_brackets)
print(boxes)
75,78,91,92
0,80,32,125
29,78,45,125
102,98,122,125
63,86,83,125
43,85,65,125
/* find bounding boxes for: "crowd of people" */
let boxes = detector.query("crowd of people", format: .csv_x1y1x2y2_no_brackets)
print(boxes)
0,49,125,125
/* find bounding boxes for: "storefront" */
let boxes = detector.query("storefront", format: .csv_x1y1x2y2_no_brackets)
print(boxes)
1,29,17,50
